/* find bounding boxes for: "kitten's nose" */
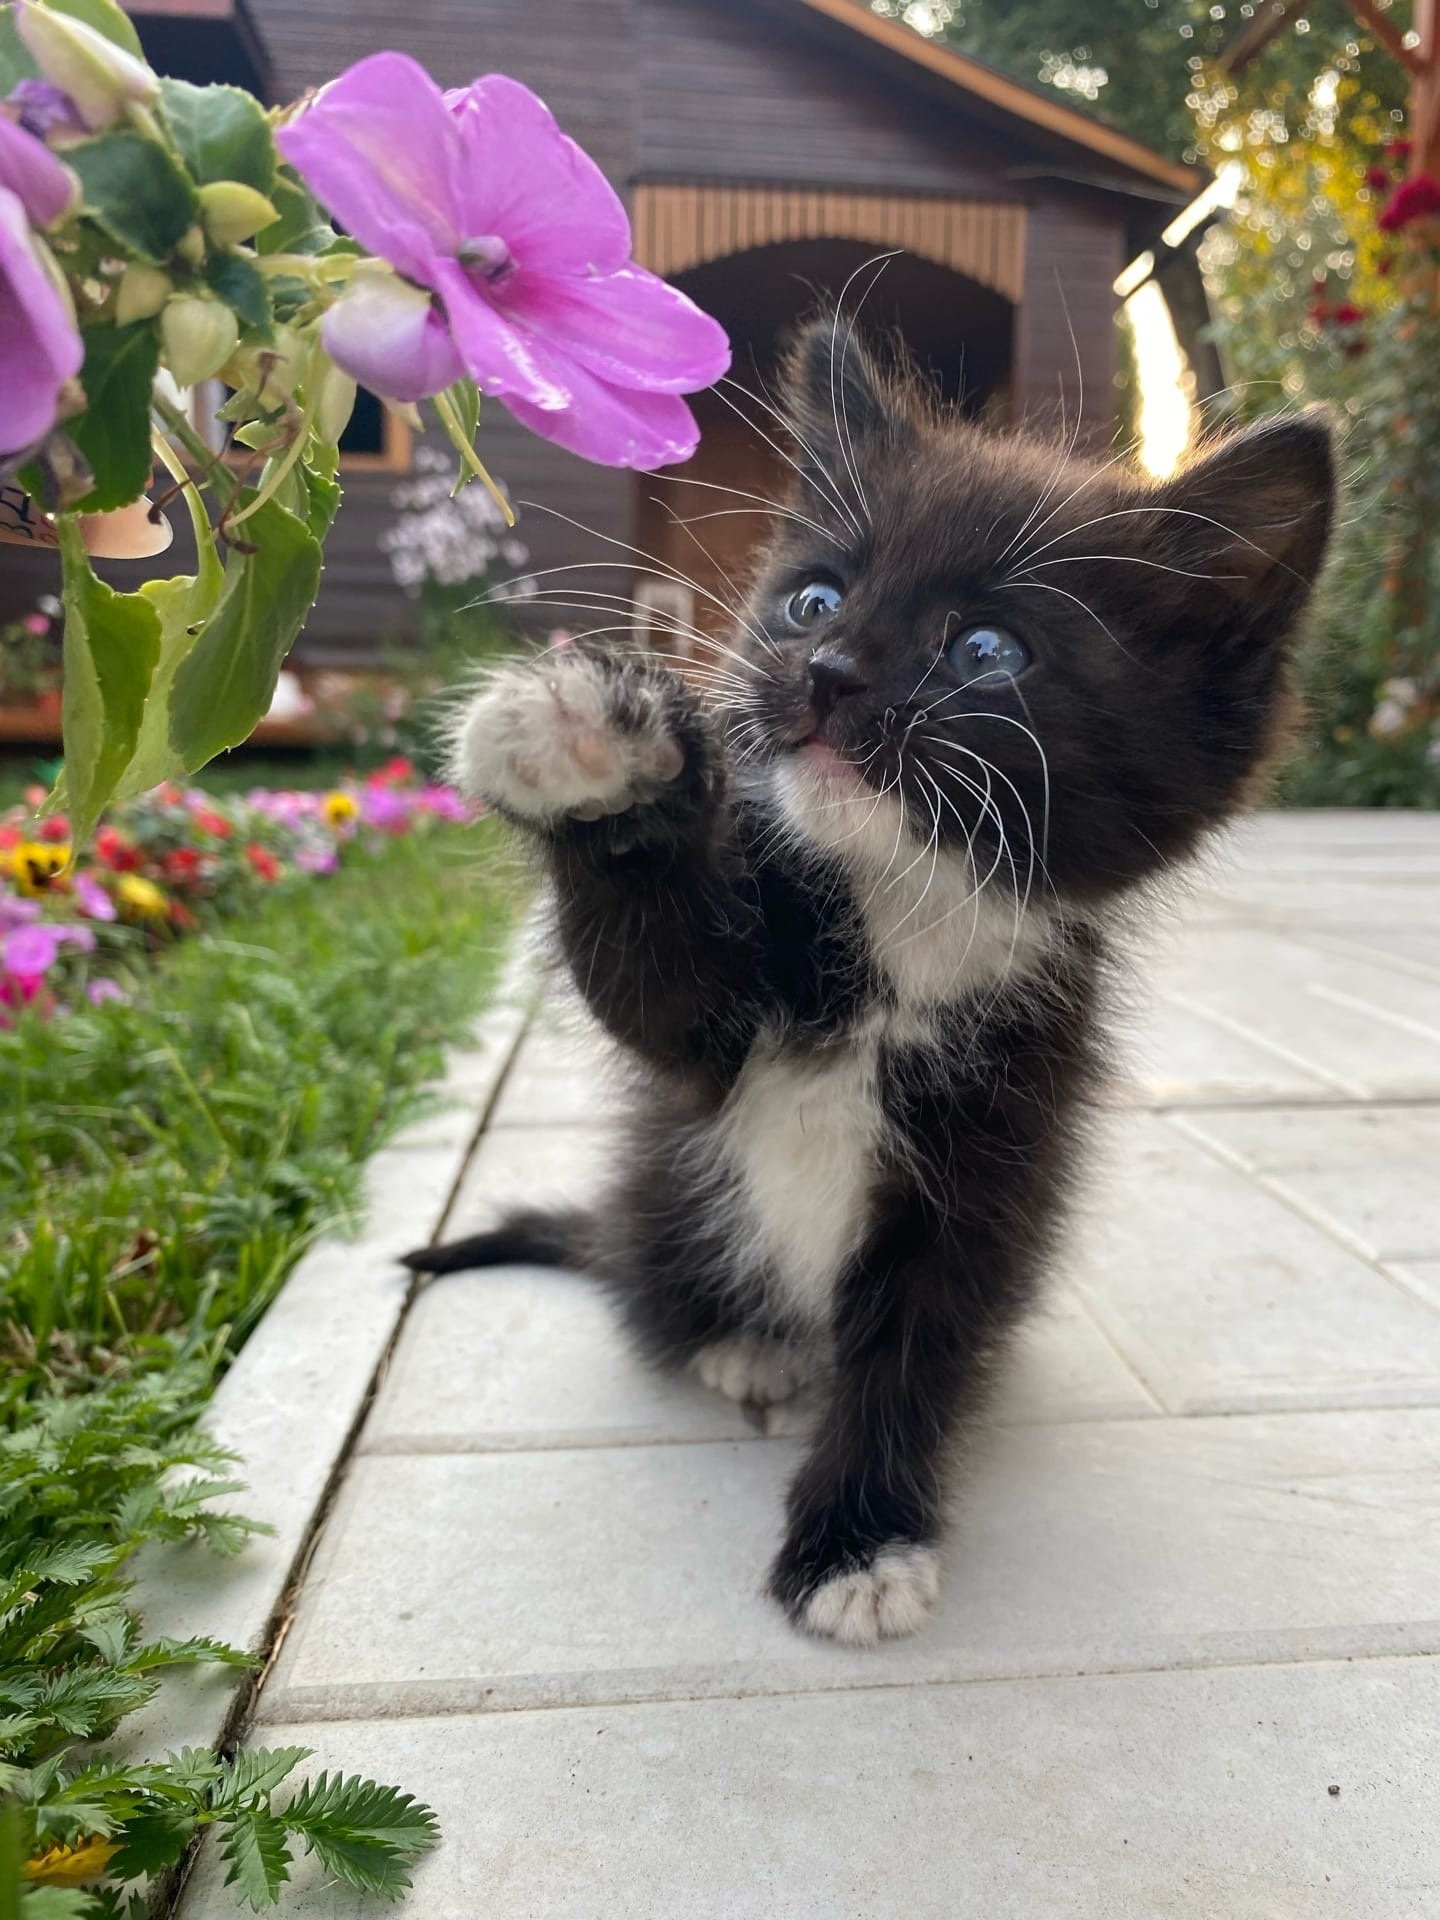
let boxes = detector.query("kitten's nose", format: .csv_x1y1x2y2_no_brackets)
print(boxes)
807,648,868,720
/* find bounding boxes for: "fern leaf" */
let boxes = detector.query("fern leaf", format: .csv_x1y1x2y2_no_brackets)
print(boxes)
220,1808,292,1912
217,1747,313,1807
281,1771,439,1898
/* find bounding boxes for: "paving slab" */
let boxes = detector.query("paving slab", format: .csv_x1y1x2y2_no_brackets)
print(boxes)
171,814,1440,1918
185,1659,1440,1920
261,1407,1440,1723
1070,1114,1440,1412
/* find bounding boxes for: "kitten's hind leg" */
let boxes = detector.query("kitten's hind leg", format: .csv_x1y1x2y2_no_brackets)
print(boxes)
402,1205,590,1277
692,1333,809,1409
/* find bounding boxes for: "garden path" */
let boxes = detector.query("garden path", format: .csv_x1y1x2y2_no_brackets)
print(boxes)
181,810,1440,1918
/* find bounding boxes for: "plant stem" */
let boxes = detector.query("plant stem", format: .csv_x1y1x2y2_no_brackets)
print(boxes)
152,394,239,508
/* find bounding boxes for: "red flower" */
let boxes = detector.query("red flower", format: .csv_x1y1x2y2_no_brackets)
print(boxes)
161,847,202,885
94,826,141,872
1332,301,1365,327
368,755,415,788
1306,299,1332,324
36,813,71,843
1366,165,1391,190
1386,136,1413,161
168,899,198,931
191,807,232,839
1377,174,1440,232
246,844,281,882
1378,255,1394,276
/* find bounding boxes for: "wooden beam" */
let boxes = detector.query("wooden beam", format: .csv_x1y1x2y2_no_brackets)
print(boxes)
1349,0,1424,73
773,0,1202,196
1217,0,1317,76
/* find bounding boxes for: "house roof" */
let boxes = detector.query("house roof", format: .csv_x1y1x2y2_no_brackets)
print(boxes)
774,0,1204,200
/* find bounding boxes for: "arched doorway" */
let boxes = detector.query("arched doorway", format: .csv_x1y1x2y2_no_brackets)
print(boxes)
633,239,1016,658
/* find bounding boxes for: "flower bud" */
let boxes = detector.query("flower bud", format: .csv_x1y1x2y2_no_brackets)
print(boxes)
197,180,279,248
160,294,239,387
15,1,160,132
114,262,171,326
310,351,357,445
222,324,308,404
176,223,206,268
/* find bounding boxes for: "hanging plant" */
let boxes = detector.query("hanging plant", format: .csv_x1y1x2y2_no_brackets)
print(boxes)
0,0,730,841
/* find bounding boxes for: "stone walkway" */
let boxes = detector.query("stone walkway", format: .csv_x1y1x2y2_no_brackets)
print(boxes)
184,812,1440,1918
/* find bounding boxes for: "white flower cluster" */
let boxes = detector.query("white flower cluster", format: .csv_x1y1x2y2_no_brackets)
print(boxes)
379,445,534,597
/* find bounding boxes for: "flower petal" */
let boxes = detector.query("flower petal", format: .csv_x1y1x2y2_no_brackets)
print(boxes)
445,75,630,276
502,367,702,469
276,52,469,285
430,256,570,409
0,189,83,456
498,264,730,395
321,268,463,403
0,109,77,227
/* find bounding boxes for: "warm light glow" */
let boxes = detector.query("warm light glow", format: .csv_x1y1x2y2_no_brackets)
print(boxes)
1126,282,1193,478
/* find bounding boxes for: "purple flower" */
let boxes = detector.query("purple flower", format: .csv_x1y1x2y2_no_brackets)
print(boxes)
294,843,339,874
73,871,116,920
4,920,62,979
0,108,78,228
86,976,126,1006
0,887,41,934
9,77,87,141
0,183,83,457
277,56,729,468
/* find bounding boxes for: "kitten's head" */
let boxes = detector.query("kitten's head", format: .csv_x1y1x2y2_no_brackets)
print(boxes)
734,318,1334,910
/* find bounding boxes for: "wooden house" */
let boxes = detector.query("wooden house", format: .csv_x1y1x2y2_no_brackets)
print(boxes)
4,0,1202,667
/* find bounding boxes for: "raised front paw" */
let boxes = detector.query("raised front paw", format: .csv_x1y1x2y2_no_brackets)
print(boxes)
449,650,687,822
770,1535,941,1648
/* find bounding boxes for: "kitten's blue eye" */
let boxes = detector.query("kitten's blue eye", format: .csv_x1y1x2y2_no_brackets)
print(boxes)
947,625,1031,687
786,580,843,629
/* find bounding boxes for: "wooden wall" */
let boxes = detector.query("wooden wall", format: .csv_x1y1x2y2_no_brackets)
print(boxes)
1014,192,1127,449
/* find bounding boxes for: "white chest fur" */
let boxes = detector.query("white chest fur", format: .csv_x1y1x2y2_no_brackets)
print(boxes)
714,1029,884,1325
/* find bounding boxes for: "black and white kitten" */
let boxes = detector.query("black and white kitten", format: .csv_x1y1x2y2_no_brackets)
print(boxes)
407,323,1334,1647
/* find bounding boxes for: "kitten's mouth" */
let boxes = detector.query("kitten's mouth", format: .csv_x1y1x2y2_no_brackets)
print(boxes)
795,736,866,790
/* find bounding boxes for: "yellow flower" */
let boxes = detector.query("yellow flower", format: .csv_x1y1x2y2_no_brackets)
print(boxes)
26,1836,119,1885
115,874,168,918
322,790,360,829
9,842,71,894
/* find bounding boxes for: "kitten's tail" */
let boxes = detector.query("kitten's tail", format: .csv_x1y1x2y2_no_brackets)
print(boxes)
401,1206,591,1278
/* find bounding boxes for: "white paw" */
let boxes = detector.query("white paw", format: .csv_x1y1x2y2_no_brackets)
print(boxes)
800,1545,941,1647
693,1334,807,1407
449,653,683,821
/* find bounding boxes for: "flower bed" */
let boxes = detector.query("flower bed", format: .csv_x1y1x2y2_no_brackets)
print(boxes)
2,780,521,1915
2,758,469,1020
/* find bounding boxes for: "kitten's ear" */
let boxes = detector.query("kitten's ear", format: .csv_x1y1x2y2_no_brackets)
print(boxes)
781,315,906,481
1148,412,1335,615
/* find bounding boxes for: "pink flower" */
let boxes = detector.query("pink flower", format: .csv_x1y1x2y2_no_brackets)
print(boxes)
86,976,126,1006
73,871,116,920
276,56,729,467
0,181,83,456
4,920,62,979
0,107,78,229
22,610,49,635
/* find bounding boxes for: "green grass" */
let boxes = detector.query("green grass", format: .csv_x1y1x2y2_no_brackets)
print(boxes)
1,820,521,1414
2,821,521,1913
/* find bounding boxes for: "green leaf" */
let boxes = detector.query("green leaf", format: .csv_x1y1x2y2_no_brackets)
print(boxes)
281,1772,439,1897
57,521,163,845
48,0,145,60
220,1808,292,1912
19,1890,96,1920
168,493,322,771
255,171,331,257
203,254,272,333
68,323,160,514
105,1807,197,1884
76,1608,131,1666
110,467,226,803
0,8,40,94
25,1542,111,1587
218,1748,312,1807
68,132,200,263
158,78,275,193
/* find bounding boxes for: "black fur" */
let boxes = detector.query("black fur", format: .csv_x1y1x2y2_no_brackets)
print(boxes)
409,323,1334,1638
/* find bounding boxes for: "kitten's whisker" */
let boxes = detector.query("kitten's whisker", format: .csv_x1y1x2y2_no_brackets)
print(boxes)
831,252,898,528
715,378,864,542
996,576,1141,667
653,471,835,542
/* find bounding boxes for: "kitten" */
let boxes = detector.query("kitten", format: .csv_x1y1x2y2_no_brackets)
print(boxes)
406,321,1334,1647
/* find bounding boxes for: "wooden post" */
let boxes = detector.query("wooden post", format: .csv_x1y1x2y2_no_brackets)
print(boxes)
1412,0,1440,178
